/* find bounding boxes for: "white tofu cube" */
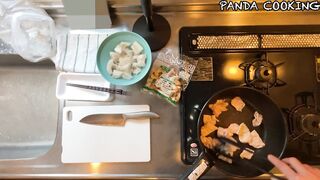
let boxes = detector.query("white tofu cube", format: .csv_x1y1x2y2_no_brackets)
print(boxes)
110,52,120,60
114,41,130,53
118,55,132,66
131,41,144,55
133,67,142,75
136,54,146,67
122,72,133,79
112,70,123,78
106,59,114,75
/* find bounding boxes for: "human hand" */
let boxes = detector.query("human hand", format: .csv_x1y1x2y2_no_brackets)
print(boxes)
268,154,320,180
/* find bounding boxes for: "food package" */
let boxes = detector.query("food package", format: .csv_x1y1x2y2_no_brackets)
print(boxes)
143,49,197,105
0,0,56,62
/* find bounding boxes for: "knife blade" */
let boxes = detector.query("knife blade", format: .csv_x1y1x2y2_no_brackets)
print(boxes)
80,111,160,126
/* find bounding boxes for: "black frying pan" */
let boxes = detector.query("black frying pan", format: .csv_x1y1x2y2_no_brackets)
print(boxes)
180,87,287,179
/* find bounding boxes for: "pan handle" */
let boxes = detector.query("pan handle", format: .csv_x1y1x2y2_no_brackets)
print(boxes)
179,152,214,180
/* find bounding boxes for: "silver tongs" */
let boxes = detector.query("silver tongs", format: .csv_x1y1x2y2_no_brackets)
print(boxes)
216,136,286,180
66,83,128,95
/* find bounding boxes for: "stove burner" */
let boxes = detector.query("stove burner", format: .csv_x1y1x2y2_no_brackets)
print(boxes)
288,92,320,141
239,54,286,93
288,105,320,142
251,60,276,88
301,114,320,136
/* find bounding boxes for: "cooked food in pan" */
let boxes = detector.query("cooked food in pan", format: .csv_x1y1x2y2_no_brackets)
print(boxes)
252,111,263,127
201,115,218,137
240,149,254,160
248,130,265,148
238,123,251,143
209,99,228,118
200,136,221,149
180,87,287,179
217,127,233,140
200,96,265,163
201,122,218,137
227,123,240,134
231,96,246,112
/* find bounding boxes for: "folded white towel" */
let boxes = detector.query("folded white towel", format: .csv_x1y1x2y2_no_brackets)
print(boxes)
53,33,109,73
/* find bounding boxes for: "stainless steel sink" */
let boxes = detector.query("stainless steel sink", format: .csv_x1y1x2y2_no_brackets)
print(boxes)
0,55,58,160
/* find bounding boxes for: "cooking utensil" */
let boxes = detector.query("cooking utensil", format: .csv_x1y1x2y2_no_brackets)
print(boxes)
180,87,287,179
66,83,128,95
56,73,114,101
216,136,286,180
80,111,160,126
216,136,254,153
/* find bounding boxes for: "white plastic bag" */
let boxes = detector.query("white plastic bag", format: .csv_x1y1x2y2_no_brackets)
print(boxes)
0,0,56,62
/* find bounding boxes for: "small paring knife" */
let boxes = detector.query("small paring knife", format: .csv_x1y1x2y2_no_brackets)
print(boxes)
80,111,160,126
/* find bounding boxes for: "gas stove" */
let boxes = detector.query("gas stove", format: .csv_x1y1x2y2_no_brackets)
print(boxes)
179,26,320,165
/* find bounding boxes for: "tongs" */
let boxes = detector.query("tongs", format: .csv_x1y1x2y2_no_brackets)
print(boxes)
216,136,286,180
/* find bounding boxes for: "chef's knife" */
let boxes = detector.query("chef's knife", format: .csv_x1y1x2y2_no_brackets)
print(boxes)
80,111,160,126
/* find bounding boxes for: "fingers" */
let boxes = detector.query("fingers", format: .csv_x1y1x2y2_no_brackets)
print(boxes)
304,164,320,176
303,164,313,171
313,167,320,176
282,157,307,174
268,154,297,178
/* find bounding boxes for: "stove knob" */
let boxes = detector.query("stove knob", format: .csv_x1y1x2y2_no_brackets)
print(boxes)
190,143,199,157
190,143,198,148
192,39,197,45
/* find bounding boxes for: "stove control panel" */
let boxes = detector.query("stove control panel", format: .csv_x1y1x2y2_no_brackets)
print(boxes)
189,143,199,157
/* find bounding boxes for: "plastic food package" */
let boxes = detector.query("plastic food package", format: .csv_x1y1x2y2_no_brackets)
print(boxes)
143,49,197,105
0,0,56,62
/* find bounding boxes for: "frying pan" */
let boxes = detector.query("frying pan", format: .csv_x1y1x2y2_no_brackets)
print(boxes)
180,87,287,179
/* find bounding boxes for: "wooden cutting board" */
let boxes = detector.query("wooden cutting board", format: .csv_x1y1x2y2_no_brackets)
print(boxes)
61,105,150,163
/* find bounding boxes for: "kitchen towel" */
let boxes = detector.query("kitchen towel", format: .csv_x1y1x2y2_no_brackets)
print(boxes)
52,33,108,73
52,27,129,73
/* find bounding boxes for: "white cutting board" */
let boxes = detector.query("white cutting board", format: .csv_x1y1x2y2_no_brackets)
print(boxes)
61,105,150,163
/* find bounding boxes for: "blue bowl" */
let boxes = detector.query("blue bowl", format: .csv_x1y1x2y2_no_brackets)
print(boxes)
97,31,152,86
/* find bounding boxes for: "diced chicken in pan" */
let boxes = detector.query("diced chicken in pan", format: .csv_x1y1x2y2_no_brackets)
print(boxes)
201,136,221,149
237,123,251,143
209,99,228,118
231,96,246,112
203,115,218,125
252,111,263,127
217,127,233,139
201,114,219,137
200,96,266,165
248,130,265,148
201,123,218,137
227,123,240,134
240,149,254,160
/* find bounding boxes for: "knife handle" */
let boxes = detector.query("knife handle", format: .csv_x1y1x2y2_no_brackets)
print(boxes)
123,111,160,120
